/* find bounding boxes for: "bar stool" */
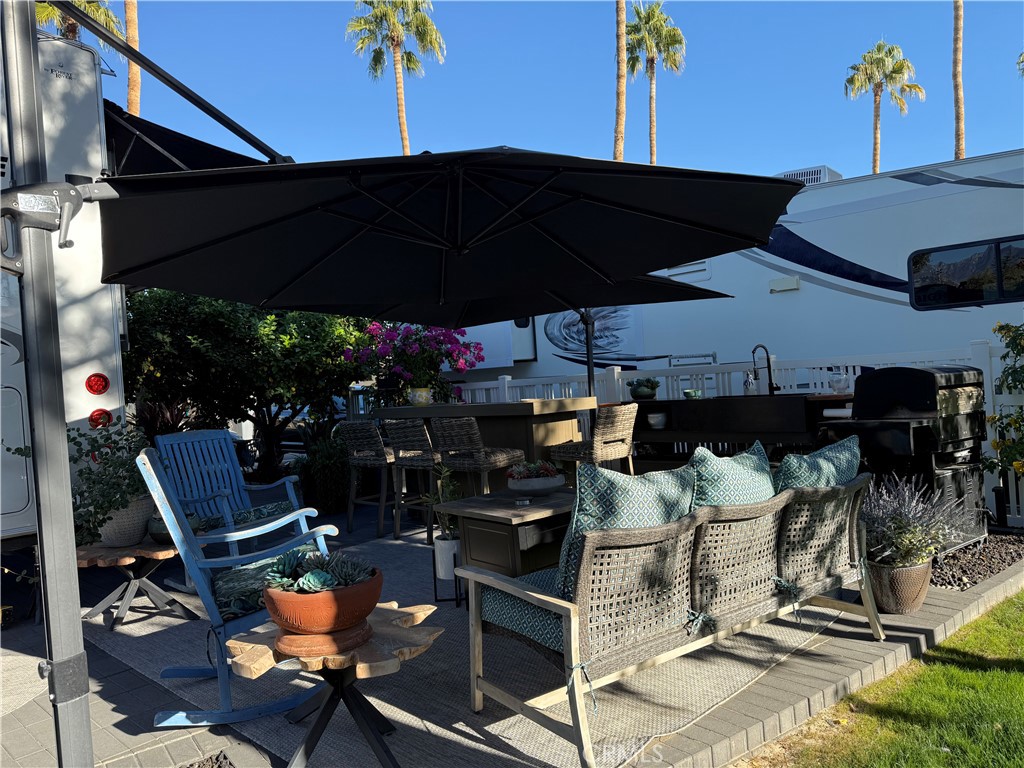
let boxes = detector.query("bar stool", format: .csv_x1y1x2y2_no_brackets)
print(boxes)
550,402,638,475
333,420,394,538
430,417,525,495
382,419,441,542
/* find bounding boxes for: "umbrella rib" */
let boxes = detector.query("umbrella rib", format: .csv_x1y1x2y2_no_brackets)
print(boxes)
102,186,364,282
461,175,616,285
480,168,770,245
263,177,440,306
318,208,448,249
461,170,562,248
350,178,452,248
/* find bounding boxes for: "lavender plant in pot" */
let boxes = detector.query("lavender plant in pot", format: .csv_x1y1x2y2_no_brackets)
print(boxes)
859,474,960,614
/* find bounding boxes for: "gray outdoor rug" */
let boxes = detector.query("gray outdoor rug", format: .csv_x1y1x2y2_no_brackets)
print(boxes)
81,532,838,768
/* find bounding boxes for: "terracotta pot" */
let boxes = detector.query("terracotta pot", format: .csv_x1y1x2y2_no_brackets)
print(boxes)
264,567,383,635
866,560,932,614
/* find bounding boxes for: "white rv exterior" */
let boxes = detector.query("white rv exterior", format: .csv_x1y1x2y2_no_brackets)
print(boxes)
462,150,1024,379
1,36,126,540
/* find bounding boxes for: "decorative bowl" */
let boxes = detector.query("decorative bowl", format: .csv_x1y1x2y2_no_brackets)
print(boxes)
507,475,566,497
647,413,668,430
682,389,702,400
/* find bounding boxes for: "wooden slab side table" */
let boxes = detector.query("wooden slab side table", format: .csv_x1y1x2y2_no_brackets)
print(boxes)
227,602,443,768
76,540,199,631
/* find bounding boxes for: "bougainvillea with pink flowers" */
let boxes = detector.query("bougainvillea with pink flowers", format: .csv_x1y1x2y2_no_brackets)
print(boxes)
344,322,485,405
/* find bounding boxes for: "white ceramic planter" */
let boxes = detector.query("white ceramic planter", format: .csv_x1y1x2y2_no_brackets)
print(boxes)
507,475,566,497
433,537,460,580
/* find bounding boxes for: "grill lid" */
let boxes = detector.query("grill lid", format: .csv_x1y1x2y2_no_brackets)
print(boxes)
852,365,984,419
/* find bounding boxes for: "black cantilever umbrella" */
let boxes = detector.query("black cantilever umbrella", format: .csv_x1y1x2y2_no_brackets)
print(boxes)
96,146,800,309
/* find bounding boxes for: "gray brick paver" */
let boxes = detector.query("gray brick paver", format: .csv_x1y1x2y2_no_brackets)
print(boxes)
133,744,174,768
162,737,202,766
0,728,41,760
12,749,55,768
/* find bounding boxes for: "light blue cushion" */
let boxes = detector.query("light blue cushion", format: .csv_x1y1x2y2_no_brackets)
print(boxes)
481,568,563,653
690,441,775,509
774,436,861,492
555,463,695,601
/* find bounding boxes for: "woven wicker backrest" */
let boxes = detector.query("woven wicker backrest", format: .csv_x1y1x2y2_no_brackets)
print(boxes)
575,516,703,662
383,419,433,454
430,417,485,455
691,491,794,628
593,403,638,446
332,420,387,456
778,473,871,591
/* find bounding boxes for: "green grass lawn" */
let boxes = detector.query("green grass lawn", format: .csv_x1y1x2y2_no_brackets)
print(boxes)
751,589,1024,768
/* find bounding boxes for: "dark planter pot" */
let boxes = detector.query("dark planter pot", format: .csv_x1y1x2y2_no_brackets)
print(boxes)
147,514,201,544
866,560,932,614
263,567,383,635
630,387,657,401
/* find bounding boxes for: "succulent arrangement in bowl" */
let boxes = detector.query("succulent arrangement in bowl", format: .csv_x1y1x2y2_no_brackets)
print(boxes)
507,460,566,496
627,377,661,400
263,549,383,636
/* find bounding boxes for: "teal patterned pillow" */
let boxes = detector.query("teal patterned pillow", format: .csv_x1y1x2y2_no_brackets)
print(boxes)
690,441,775,509
774,436,860,491
555,463,694,601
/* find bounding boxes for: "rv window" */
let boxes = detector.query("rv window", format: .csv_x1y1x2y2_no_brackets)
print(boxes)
909,235,1024,310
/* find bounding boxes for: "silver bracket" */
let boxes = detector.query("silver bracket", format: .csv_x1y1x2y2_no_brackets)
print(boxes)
0,181,84,256
37,651,90,704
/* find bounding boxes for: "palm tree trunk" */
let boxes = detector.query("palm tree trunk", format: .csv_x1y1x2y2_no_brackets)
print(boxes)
613,0,626,161
953,0,965,160
872,84,882,174
58,13,79,40
647,58,657,165
125,0,141,116
391,40,411,156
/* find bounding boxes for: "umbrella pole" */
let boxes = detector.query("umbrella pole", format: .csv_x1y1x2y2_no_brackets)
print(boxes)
581,308,596,399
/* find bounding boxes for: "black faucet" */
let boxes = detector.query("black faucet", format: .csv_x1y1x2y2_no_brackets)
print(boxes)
751,344,780,396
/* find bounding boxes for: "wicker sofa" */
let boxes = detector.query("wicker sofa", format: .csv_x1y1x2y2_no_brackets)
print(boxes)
456,467,885,768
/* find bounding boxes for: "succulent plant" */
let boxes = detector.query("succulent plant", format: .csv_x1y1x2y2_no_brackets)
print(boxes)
507,460,561,480
264,548,374,593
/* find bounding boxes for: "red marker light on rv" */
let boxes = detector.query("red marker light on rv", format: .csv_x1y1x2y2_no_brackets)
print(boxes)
88,409,113,429
85,373,110,395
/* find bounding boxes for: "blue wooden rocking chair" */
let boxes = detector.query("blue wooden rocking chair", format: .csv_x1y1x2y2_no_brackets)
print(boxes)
154,430,304,556
137,447,337,727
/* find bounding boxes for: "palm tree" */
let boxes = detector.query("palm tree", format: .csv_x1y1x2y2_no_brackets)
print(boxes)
35,0,123,45
626,2,685,166
346,0,445,156
125,0,141,116
845,40,926,174
613,0,626,161
952,0,965,160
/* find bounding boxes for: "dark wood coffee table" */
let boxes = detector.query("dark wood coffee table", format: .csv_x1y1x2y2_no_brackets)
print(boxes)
434,487,575,577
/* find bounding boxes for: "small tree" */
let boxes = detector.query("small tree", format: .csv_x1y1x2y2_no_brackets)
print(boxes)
985,321,1024,476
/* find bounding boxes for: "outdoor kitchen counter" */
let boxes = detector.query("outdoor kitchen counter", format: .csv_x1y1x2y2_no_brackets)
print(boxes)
373,397,597,464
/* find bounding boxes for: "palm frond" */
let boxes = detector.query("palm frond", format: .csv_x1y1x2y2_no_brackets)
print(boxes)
368,47,387,79
402,50,424,77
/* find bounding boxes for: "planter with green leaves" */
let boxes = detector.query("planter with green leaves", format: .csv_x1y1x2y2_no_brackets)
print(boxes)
263,550,382,635
859,474,959,614
507,460,565,496
67,419,152,546
627,377,661,401
423,464,462,579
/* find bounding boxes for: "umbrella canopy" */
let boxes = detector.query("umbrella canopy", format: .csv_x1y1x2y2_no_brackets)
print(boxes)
340,273,732,396
96,146,801,308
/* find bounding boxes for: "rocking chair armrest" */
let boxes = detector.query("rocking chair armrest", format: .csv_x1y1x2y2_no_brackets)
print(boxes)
196,524,338,569
243,475,301,508
455,565,577,618
197,508,319,543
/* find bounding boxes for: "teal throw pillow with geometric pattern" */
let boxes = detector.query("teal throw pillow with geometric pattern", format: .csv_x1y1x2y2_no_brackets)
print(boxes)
773,436,860,492
555,462,694,601
690,441,775,510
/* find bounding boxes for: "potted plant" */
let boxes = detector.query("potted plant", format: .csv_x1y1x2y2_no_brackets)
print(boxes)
859,474,960,614
263,549,382,635
627,377,661,400
67,418,153,547
507,460,566,496
424,464,462,580
344,322,486,407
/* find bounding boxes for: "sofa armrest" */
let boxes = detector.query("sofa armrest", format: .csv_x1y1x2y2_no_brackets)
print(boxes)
455,565,577,618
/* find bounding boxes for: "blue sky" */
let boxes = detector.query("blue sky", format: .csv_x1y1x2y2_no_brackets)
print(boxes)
84,1,1023,179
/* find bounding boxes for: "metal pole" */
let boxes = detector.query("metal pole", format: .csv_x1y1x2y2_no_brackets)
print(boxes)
2,3,94,764
582,308,596,398
49,1,292,164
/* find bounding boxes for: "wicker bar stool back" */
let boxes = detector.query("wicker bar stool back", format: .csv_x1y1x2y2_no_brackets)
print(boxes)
382,419,442,541
550,402,638,475
332,420,394,538
430,417,525,495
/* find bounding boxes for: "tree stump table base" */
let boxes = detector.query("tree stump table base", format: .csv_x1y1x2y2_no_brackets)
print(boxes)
275,620,374,657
